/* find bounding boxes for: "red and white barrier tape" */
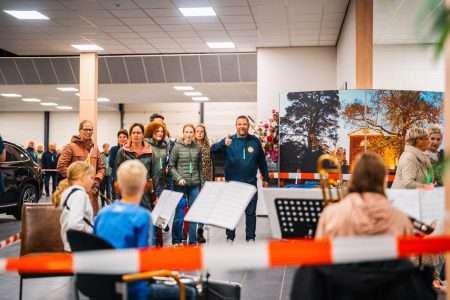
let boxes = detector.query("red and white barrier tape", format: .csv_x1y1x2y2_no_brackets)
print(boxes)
1,235,449,274
0,233,20,250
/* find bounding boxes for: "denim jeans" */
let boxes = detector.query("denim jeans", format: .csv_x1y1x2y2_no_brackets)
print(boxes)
44,172,58,196
172,185,200,244
100,175,113,200
226,190,258,241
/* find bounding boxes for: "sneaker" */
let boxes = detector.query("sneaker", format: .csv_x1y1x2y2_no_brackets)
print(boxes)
246,239,255,243
197,228,206,244
226,238,234,244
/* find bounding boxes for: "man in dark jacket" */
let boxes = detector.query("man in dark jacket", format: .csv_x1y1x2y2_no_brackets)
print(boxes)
42,143,58,196
211,115,269,242
109,129,128,200
26,140,37,162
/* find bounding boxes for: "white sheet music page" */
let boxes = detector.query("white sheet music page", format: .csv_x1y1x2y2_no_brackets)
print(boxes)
420,187,444,224
388,189,421,220
151,190,183,228
185,181,257,230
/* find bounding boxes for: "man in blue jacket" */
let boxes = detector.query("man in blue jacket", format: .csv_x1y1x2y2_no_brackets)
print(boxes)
211,115,269,242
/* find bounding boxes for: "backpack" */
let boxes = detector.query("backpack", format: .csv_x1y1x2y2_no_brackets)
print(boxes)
62,188,94,229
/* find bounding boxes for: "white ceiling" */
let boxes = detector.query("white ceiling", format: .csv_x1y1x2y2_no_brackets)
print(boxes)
0,82,257,111
0,0,349,55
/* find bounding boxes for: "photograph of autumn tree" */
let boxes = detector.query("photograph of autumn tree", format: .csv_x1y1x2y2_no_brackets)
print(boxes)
279,89,443,173
280,90,340,172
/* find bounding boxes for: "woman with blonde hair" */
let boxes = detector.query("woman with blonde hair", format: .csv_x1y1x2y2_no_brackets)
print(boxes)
194,124,213,243
392,127,432,189
316,151,413,238
52,161,95,251
169,123,202,245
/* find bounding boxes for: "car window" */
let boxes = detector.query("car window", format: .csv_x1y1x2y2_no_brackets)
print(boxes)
5,144,28,162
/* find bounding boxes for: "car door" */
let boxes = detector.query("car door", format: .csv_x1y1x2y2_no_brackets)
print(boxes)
0,143,30,206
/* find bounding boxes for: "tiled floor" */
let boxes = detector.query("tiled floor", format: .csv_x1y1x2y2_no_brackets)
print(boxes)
0,199,294,300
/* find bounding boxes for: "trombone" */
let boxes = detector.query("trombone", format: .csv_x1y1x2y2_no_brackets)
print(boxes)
317,153,434,234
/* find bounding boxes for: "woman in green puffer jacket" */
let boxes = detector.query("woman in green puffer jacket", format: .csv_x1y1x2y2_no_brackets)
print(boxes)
169,124,202,245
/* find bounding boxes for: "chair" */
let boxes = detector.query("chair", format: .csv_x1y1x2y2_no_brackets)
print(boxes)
67,229,186,300
19,203,72,300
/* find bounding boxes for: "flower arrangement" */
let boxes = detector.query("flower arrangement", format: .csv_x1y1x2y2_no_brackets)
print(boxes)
248,109,279,170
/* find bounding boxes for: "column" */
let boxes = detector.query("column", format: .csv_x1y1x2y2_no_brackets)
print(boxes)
355,0,373,88
79,53,98,142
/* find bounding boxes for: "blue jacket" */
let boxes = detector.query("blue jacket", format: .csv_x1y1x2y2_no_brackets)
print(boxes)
211,134,269,185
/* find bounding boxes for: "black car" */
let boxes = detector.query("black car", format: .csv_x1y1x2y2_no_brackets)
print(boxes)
0,141,42,219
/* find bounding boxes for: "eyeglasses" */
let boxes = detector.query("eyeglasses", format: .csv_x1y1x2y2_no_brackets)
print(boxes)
82,128,94,132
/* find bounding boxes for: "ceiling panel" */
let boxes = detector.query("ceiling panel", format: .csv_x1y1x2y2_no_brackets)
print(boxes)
0,0,354,55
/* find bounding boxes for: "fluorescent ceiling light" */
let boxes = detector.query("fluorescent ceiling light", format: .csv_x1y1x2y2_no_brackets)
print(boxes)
57,106,72,110
40,102,58,106
71,44,104,51
192,96,209,101
0,93,21,98
179,7,216,17
57,87,78,92
75,93,80,96
207,42,235,49
3,10,49,20
22,98,41,103
174,86,194,91
184,92,202,96
97,97,110,102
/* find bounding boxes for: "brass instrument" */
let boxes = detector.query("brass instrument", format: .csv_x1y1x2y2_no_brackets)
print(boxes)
317,154,343,207
317,154,434,234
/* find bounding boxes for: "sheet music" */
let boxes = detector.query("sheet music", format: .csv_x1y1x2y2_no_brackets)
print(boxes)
420,187,444,224
151,190,183,228
185,181,257,230
388,189,421,220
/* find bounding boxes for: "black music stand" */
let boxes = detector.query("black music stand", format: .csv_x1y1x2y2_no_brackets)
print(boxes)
274,198,324,239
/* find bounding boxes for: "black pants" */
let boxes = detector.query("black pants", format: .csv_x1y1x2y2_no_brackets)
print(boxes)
44,172,58,196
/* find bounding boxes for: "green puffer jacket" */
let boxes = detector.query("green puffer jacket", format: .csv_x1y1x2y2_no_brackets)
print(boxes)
146,138,168,191
114,141,153,209
169,140,202,186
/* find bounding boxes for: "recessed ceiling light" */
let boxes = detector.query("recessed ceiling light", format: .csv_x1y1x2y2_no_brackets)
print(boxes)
1,93,21,98
40,102,58,106
71,44,104,51
3,10,49,20
75,93,80,96
184,92,202,96
57,106,72,110
179,7,216,17
97,97,110,102
174,86,194,91
192,96,209,101
57,87,78,92
207,42,235,49
22,98,41,103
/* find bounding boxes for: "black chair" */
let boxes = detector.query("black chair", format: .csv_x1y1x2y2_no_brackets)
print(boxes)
67,230,123,300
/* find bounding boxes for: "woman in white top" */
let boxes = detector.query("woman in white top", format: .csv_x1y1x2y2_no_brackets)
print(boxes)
52,161,95,251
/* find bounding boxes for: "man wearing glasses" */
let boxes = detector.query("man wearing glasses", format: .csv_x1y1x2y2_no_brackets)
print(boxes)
57,120,105,214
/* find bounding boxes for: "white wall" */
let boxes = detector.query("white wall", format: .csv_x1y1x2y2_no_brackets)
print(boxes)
0,112,44,147
204,102,257,142
336,0,356,89
257,47,337,121
373,44,445,92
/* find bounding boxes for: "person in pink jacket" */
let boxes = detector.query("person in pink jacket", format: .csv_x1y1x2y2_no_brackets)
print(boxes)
316,152,413,238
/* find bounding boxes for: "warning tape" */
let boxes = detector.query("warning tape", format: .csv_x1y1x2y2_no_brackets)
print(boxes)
1,235,449,274
0,233,21,250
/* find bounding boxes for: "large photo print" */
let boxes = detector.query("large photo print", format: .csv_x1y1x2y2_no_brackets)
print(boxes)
279,89,443,174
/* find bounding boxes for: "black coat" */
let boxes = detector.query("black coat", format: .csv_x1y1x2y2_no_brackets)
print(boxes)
290,260,436,300
41,151,58,170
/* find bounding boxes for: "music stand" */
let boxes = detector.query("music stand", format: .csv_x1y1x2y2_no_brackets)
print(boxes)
263,188,324,239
